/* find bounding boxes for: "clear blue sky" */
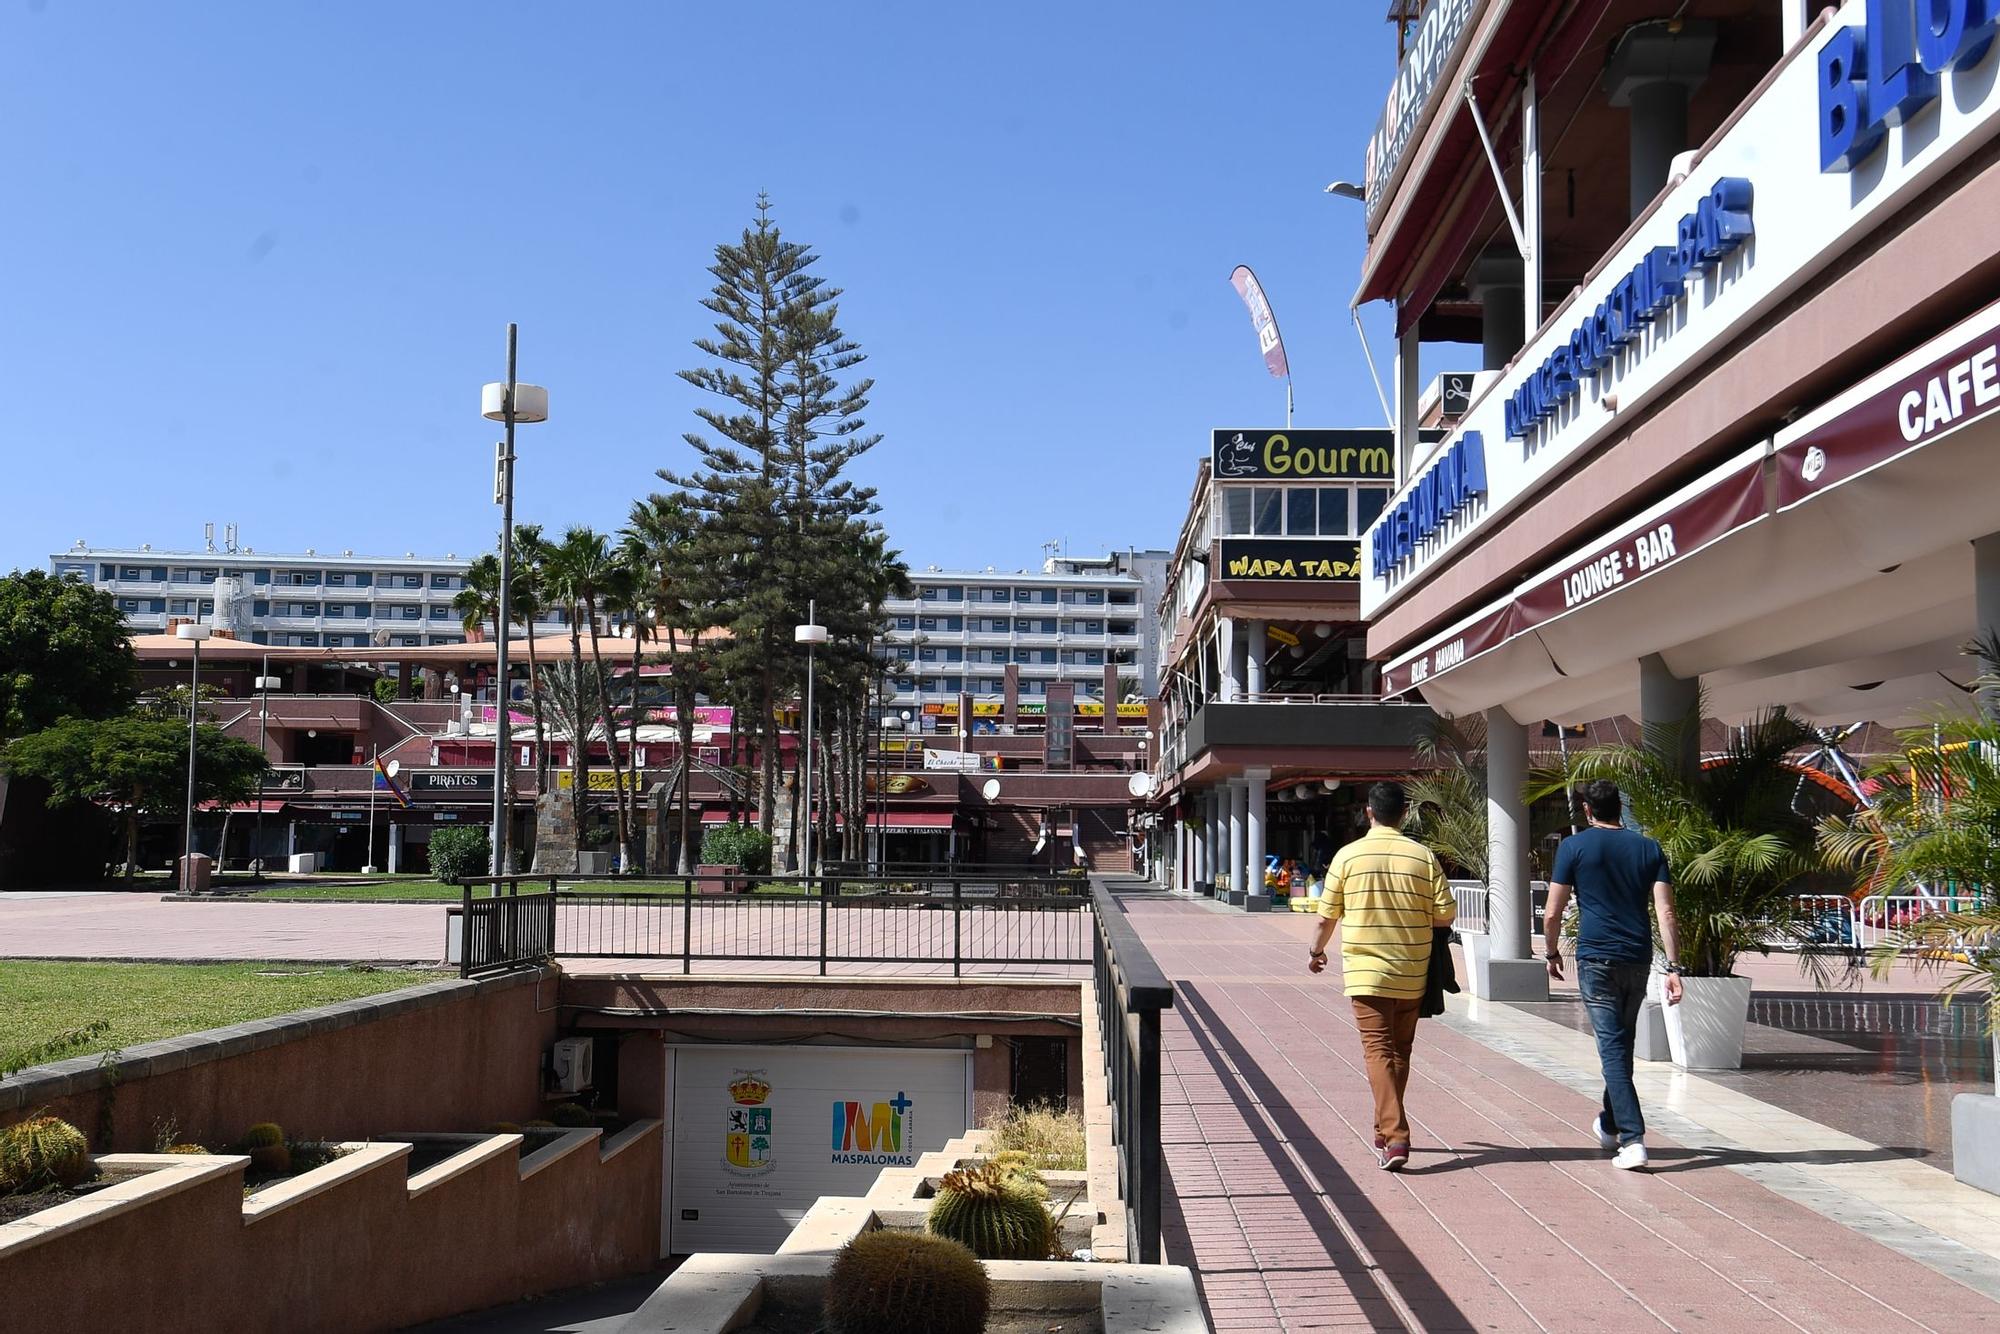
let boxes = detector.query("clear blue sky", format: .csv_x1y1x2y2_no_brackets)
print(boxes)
0,2,1468,575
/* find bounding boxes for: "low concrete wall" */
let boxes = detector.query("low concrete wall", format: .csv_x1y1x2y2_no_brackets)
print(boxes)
0,1124,662,1334
0,969,559,1150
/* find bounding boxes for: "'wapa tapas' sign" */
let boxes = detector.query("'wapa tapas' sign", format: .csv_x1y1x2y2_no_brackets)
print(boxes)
1215,539,1362,583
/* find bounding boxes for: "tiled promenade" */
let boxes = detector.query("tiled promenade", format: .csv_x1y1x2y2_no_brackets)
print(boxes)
7,887,2000,1330
1124,892,2000,1332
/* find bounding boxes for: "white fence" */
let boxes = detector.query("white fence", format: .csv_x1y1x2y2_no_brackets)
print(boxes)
1450,881,1487,935
1851,892,1992,952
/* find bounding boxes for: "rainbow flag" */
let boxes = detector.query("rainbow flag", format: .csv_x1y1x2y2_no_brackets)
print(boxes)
373,757,412,808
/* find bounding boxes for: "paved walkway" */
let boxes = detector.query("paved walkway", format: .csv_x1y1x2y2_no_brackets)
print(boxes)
1121,892,2000,1332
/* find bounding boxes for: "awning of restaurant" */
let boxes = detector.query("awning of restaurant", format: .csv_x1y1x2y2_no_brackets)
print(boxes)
1382,295,2000,727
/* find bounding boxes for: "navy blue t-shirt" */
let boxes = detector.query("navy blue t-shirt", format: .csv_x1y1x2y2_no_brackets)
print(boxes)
1551,827,1670,963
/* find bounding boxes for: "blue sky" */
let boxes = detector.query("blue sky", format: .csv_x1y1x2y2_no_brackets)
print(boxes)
0,2,1466,575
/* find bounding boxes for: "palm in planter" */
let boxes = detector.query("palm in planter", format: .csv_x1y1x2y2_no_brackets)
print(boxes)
1532,704,1853,1069
1818,634,2000,1077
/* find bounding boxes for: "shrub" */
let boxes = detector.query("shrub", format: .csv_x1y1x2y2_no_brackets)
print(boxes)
0,1115,94,1192
372,678,399,704
484,1121,522,1134
823,1230,989,1334
429,825,492,884
287,1140,345,1173
926,1160,1055,1261
700,822,773,875
522,1119,556,1129
240,1122,291,1175
165,1144,210,1155
548,1102,594,1128
987,1101,1087,1172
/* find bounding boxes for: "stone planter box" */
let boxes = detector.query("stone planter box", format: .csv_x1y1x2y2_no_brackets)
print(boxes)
0,1152,234,1258
697,863,746,895
624,1252,1207,1333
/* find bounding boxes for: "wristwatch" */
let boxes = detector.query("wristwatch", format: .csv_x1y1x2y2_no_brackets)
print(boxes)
1663,963,1684,975
1308,949,1327,962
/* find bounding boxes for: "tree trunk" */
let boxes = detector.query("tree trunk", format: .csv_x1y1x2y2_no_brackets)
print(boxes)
124,809,140,879
629,629,645,872
568,617,588,845
525,630,548,793
583,595,632,874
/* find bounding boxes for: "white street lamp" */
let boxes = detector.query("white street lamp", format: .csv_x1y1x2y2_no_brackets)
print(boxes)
252,667,281,879
176,621,212,890
795,605,830,880
480,325,549,877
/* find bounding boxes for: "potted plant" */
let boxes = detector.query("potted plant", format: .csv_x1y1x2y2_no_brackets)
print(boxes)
1819,634,2000,1090
1538,704,1851,1070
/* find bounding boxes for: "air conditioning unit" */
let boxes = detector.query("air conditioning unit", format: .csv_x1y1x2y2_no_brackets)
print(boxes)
550,1037,594,1094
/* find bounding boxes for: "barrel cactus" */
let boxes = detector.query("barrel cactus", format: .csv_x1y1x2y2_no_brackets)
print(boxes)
823,1230,989,1334
0,1115,93,1191
549,1102,594,1127
240,1122,291,1175
926,1160,1055,1260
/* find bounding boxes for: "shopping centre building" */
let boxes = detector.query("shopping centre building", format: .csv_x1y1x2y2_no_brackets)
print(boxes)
1349,0,2000,1006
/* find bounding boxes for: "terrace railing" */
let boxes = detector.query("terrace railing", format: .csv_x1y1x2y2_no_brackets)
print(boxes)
1090,880,1172,1265
456,871,1091,978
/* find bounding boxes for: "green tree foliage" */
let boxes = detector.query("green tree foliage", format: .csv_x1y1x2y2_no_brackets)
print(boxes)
428,824,492,884
0,570,136,740
699,821,772,875
1531,704,1850,978
2,716,268,877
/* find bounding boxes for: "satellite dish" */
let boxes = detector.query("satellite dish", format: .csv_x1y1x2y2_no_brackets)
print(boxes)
372,628,392,646
1126,772,1154,797
386,760,400,778
981,778,1001,801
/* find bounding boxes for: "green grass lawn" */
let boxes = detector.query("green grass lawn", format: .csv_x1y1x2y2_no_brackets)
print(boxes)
0,961,440,1072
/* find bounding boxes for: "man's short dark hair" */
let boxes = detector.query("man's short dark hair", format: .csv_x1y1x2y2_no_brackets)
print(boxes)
1580,780,1622,825
1368,782,1407,825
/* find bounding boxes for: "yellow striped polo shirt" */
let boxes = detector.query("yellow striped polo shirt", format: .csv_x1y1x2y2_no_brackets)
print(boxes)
1317,825,1456,999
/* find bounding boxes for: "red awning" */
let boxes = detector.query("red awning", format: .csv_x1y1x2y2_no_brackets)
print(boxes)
199,799,288,813
844,810,954,831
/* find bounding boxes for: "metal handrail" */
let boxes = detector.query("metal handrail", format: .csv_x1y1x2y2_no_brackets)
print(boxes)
1088,881,1172,1265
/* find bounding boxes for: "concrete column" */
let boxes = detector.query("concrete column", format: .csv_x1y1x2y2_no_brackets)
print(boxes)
1245,769,1269,911
1977,535,2000,720
1228,781,1247,902
1639,653,1701,782
1479,709,1549,1000
1394,323,1422,476
1245,621,1267,699
1603,21,1718,219
285,821,297,858
388,822,404,874
1217,619,1242,703
1002,664,1020,731
1102,662,1121,733
1470,250,1526,372
1203,790,1219,894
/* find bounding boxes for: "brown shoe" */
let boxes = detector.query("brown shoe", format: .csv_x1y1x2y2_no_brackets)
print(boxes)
1372,1135,1388,1166
1381,1143,1410,1172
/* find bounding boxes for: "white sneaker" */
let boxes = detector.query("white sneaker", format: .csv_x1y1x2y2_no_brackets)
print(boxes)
1612,1142,1649,1171
1591,1116,1617,1151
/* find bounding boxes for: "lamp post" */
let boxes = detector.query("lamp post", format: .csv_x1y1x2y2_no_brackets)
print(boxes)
251,661,281,881
871,677,895,873
795,604,830,879
481,324,549,877
175,621,212,891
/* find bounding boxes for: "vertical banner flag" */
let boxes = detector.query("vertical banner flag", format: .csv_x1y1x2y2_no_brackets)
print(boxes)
1228,265,1291,381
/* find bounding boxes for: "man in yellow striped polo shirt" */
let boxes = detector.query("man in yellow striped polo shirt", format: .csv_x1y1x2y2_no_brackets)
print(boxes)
1306,782,1456,1171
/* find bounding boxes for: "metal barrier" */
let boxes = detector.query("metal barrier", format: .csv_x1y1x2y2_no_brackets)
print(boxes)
457,880,557,978
1090,881,1172,1266
459,872,1090,977
1854,891,1993,952
1449,881,1487,935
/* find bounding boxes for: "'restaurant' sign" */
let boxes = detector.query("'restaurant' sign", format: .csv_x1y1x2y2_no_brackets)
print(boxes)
412,770,494,796
1362,0,1479,229
1776,300,2000,507
1215,539,1362,583
1210,429,1401,482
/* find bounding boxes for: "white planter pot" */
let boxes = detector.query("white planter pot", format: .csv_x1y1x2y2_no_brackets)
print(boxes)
1663,974,1753,1070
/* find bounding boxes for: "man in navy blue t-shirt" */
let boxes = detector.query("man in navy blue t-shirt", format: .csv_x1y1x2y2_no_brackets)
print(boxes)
1543,780,1683,1171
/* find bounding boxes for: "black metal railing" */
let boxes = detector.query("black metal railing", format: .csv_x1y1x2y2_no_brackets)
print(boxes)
457,872,1091,977
457,879,557,978
1090,880,1172,1265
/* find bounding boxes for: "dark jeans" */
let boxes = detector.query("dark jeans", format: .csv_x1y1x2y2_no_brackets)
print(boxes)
1578,957,1650,1145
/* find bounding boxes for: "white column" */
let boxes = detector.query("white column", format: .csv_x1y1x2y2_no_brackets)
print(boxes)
1977,535,2000,720
1245,769,1269,908
1198,791,1214,893
1521,69,1542,346
1394,323,1422,477
1477,709,1548,1000
1781,0,1807,49
1247,620,1268,699
388,823,404,874
1217,620,1239,703
1639,653,1701,781
1228,781,1247,901
285,821,297,858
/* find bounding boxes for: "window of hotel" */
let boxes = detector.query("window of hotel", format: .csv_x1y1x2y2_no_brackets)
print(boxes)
920,616,937,631
1357,486,1390,534
1109,590,1135,604
121,565,142,579
896,615,915,630
398,574,423,588
431,574,455,589
429,606,451,620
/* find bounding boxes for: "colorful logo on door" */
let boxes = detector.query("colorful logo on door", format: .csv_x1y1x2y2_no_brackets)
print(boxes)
723,1071,774,1175
830,1091,915,1166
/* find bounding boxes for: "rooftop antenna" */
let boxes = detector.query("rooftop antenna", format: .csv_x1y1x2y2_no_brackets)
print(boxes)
203,522,216,553
224,523,239,553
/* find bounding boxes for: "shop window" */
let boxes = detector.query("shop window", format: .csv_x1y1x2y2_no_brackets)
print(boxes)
1317,487,1351,536
1287,488,1316,535
1252,487,1284,535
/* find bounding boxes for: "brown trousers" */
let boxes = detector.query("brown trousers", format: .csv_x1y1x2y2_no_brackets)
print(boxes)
1350,994,1422,1143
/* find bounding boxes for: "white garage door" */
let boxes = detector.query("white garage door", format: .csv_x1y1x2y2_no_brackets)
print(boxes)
667,1044,973,1254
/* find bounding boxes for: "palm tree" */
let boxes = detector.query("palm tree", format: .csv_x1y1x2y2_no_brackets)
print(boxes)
510,524,553,794
1532,702,1849,979
452,556,513,842
1820,634,2000,1040
1407,713,1490,883
542,526,635,872
625,494,706,872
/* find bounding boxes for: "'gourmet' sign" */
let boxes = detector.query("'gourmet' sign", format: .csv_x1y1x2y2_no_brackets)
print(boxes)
1210,429,1401,482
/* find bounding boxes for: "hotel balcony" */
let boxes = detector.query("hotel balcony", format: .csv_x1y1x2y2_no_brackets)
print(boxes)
1161,693,1432,781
